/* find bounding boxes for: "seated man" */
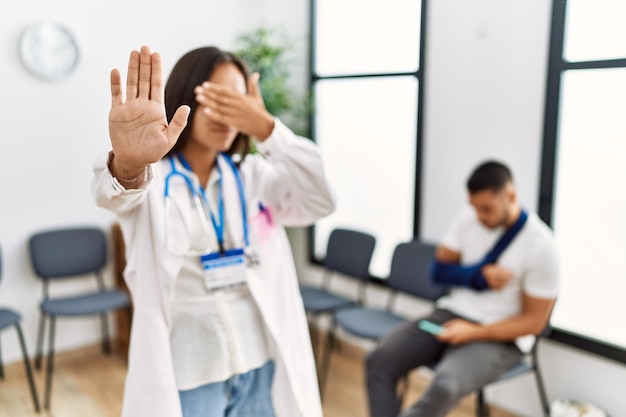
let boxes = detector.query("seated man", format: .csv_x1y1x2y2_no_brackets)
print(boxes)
366,160,559,417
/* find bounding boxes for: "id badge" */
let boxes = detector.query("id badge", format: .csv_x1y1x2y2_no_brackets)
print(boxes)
200,248,247,291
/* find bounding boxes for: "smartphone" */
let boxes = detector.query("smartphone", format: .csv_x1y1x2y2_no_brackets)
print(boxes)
418,320,446,335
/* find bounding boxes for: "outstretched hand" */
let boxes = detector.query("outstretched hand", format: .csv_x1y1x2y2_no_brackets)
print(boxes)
108,46,190,180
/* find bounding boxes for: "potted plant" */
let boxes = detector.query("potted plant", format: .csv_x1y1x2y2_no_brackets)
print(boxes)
234,27,310,138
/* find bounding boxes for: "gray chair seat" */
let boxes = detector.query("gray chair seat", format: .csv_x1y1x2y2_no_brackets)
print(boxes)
300,286,355,313
41,290,130,317
495,360,532,381
424,341,548,417
0,309,21,331
335,307,406,340
427,359,531,381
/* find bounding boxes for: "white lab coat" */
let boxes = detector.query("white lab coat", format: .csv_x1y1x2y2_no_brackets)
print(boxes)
92,119,335,417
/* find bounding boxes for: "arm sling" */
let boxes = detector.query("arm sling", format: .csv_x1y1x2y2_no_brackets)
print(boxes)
430,210,528,291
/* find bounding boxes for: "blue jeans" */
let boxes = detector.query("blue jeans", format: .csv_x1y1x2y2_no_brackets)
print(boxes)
179,360,276,417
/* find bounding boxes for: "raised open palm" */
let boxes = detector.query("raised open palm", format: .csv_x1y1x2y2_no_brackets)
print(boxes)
109,46,190,175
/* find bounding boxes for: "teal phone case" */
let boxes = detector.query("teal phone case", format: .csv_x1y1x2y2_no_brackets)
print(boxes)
418,320,445,335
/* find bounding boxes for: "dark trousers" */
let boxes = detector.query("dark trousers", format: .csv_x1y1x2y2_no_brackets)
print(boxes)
366,309,522,417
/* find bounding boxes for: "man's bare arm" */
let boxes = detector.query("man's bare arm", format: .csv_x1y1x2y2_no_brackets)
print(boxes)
480,294,555,339
436,245,461,263
438,294,556,345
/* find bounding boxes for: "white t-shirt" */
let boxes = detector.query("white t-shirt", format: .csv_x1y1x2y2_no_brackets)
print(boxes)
436,206,559,325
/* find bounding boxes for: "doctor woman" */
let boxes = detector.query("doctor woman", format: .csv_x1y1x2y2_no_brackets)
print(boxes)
92,45,335,417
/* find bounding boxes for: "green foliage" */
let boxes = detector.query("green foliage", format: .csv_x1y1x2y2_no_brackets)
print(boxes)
235,27,310,137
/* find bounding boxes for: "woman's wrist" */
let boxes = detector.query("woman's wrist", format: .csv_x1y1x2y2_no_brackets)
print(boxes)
253,114,275,142
115,169,148,183
108,152,148,184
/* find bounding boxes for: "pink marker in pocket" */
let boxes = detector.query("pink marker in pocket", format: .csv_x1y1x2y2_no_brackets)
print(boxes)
250,202,276,242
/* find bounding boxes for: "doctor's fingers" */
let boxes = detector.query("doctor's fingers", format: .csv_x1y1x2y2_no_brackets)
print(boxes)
167,105,192,144
202,105,261,137
201,106,241,128
110,69,123,107
196,83,252,107
149,51,165,103
247,72,264,107
124,46,160,102
125,49,141,100
195,91,250,119
136,46,157,100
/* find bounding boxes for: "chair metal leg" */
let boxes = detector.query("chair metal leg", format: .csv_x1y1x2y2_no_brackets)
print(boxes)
534,365,550,417
315,315,326,362
319,318,338,401
100,313,111,355
306,314,322,385
35,313,46,370
44,316,56,410
308,314,319,360
0,337,4,380
476,389,490,417
15,323,41,412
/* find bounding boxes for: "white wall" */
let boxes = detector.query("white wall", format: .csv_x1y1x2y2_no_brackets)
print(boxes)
420,0,549,242
294,1,626,417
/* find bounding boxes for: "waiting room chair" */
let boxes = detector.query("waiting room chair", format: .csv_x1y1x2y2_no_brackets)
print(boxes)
299,228,376,388
0,245,40,412
28,226,131,409
417,258,552,417
370,241,550,417
466,327,551,417
321,240,444,397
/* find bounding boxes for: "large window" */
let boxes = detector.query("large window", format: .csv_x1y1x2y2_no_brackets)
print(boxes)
310,0,626,364
540,0,626,362
310,0,427,278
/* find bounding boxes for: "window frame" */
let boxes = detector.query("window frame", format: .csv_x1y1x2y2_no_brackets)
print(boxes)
307,0,626,365
306,0,429,276
539,0,626,364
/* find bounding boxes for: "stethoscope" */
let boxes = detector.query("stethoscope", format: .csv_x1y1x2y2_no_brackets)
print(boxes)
163,152,258,266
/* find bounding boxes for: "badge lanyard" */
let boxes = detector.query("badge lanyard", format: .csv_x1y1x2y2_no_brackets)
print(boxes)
163,152,256,265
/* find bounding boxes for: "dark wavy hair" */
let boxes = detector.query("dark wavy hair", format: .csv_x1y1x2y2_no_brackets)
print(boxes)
163,47,251,163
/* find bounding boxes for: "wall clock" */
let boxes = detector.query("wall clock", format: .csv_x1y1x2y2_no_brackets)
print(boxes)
19,22,80,81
